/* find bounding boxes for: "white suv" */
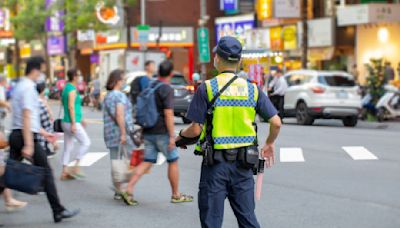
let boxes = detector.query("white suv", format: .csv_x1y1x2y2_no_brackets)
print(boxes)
283,70,361,127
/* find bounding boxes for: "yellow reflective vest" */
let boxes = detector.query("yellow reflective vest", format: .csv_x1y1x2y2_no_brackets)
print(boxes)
195,73,258,152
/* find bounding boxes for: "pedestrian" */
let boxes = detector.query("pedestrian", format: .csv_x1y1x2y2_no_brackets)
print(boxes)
237,65,248,80
61,69,91,180
176,36,282,228
8,56,79,223
384,61,395,84
0,76,28,212
129,60,156,105
121,60,193,206
36,82,59,158
351,64,359,84
397,62,400,81
268,68,288,120
90,75,101,110
102,69,135,200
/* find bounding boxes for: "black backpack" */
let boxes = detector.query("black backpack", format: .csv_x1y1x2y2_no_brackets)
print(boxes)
129,76,146,105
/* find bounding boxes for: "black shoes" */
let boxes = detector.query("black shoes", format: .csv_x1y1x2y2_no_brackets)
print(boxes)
53,208,80,223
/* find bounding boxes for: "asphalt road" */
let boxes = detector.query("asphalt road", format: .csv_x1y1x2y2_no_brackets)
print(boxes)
1,103,399,228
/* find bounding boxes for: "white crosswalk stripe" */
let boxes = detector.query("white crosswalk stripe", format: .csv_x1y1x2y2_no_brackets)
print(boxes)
68,152,108,167
279,147,305,162
342,146,378,160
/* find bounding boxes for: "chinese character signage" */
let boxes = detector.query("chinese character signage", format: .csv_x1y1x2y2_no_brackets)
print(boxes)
47,36,65,55
0,8,10,31
220,0,238,12
283,25,297,50
274,0,301,18
270,27,283,50
215,14,255,42
257,0,272,20
45,0,64,32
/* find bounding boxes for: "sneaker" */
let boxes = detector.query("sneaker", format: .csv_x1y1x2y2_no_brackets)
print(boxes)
114,193,122,200
47,151,56,159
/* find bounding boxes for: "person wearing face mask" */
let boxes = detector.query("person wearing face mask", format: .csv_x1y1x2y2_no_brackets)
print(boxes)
60,69,91,180
8,56,80,223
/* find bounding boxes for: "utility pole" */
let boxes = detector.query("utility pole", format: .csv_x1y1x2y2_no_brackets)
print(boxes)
141,0,146,25
301,0,308,69
125,3,131,50
200,0,207,81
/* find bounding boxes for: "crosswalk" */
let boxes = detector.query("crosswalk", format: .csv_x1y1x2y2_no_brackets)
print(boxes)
279,146,379,163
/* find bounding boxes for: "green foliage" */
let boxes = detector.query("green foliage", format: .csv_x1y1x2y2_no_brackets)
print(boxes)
9,0,52,42
365,58,386,104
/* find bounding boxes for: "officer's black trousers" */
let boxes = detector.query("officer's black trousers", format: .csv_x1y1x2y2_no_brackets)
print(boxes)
198,160,260,228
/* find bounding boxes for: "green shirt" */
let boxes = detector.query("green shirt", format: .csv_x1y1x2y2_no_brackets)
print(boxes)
62,83,82,123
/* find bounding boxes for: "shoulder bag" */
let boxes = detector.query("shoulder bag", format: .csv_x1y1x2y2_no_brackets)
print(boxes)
105,100,143,147
53,101,64,133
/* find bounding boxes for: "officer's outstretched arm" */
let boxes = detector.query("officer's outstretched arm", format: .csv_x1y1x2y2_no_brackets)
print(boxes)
175,123,203,148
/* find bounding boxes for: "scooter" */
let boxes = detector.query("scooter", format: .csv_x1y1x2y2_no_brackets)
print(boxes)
376,85,400,122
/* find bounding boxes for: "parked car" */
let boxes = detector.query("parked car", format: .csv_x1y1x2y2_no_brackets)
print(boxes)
171,74,194,124
283,70,361,127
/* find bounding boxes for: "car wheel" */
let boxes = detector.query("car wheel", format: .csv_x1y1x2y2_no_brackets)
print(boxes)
342,116,358,127
376,108,387,122
182,117,191,124
296,102,314,125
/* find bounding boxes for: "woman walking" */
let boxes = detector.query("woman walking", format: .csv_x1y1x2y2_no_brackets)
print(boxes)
61,69,91,180
103,70,135,201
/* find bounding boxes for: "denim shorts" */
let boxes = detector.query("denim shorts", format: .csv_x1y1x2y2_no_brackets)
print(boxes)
143,134,179,164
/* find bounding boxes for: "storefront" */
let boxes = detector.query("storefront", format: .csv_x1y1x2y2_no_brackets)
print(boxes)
338,3,400,83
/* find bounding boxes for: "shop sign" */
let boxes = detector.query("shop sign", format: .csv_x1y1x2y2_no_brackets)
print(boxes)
47,36,65,56
45,0,64,33
282,25,297,50
20,45,31,58
257,0,272,20
77,30,95,50
96,30,123,45
95,1,123,27
270,27,283,50
274,0,301,18
307,18,334,47
244,29,270,50
220,0,238,13
197,28,210,63
337,4,400,26
78,30,95,42
215,14,255,42
131,27,194,44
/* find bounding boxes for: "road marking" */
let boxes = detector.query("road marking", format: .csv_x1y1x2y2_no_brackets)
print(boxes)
156,153,166,165
68,152,108,167
280,147,305,162
342,146,378,160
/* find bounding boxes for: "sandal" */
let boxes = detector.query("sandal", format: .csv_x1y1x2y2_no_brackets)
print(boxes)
60,173,75,181
171,193,194,203
120,192,138,206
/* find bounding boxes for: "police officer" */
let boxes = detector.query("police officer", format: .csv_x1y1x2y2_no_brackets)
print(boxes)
176,36,282,228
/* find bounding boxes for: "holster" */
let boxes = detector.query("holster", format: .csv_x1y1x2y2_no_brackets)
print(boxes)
237,146,259,169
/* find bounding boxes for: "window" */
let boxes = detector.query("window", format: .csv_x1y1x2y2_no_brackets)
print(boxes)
171,75,187,85
286,74,312,86
318,75,355,87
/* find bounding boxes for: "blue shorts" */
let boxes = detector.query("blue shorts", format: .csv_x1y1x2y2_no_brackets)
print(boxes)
143,134,179,163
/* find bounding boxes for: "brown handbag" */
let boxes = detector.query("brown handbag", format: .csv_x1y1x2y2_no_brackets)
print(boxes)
0,132,8,149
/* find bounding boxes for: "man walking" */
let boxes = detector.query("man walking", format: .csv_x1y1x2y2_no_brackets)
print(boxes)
129,60,157,105
8,56,79,223
268,68,287,120
122,60,193,205
176,36,281,228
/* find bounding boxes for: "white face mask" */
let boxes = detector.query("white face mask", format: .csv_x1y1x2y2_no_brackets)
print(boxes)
78,76,83,83
38,73,46,82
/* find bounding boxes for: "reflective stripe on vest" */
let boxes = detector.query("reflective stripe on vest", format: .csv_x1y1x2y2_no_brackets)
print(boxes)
195,74,258,151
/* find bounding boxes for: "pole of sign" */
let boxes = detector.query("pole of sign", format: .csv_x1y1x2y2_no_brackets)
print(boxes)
301,0,308,69
141,0,146,25
200,0,207,81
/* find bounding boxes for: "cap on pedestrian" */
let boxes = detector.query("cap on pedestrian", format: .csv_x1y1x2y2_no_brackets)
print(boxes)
213,36,242,62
